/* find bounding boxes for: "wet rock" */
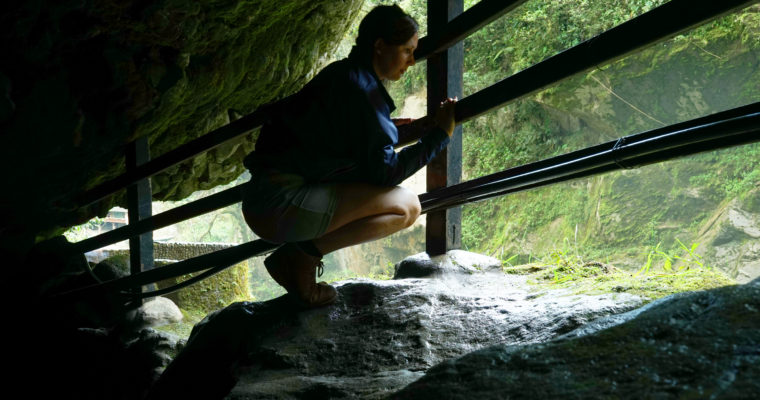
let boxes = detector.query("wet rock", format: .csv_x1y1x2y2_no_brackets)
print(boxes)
150,252,644,399
393,250,502,278
29,326,184,399
130,296,183,329
393,278,760,400
698,191,760,282
93,257,130,281
0,0,365,244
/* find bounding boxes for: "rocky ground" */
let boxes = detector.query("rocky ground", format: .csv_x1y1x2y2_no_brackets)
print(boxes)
149,251,649,399
394,276,760,399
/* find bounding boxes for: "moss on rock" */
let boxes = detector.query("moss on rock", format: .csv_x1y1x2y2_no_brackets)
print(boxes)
0,0,365,244
155,259,250,315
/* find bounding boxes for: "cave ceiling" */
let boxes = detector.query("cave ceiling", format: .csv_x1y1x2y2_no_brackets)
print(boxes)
0,0,364,247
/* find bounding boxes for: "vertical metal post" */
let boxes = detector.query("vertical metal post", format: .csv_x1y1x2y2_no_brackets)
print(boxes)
126,136,154,296
426,0,463,256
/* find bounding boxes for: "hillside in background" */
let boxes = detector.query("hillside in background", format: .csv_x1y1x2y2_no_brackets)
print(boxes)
455,0,760,280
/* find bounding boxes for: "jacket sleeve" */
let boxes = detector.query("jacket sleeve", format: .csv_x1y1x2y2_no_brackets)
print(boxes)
345,81,451,187
336,72,451,187
366,127,450,186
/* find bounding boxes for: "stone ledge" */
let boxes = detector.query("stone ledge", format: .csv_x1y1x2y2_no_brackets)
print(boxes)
393,250,502,279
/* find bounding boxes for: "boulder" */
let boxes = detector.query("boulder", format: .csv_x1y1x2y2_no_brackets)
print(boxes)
26,327,184,399
149,251,644,399
393,250,503,278
393,277,760,399
130,296,183,329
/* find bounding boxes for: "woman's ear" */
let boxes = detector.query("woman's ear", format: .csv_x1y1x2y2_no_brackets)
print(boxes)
374,38,385,55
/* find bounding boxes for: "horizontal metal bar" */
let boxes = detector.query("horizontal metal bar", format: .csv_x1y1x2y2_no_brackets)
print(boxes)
415,0,527,61
127,264,229,300
55,239,278,302
453,0,756,124
423,102,760,205
73,185,244,254
75,0,528,207
76,109,267,207
62,0,758,299
57,107,760,301
75,0,525,208
421,103,760,214
396,0,754,146
77,0,743,207
450,130,760,212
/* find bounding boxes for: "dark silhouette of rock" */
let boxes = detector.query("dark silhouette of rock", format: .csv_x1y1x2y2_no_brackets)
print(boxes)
393,277,760,399
0,0,364,256
149,252,644,399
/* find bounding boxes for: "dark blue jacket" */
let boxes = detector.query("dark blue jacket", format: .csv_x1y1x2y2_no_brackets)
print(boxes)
244,50,450,186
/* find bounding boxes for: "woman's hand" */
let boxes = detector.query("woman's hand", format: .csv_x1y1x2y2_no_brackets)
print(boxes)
392,117,416,127
435,97,457,137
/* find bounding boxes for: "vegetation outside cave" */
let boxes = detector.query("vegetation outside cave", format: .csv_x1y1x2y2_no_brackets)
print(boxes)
66,0,760,337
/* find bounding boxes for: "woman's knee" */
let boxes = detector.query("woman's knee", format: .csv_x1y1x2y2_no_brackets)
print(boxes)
393,187,421,227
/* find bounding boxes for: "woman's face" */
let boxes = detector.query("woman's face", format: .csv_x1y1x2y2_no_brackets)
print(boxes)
373,32,418,81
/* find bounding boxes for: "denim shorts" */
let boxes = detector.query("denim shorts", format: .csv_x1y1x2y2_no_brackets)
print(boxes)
242,168,338,242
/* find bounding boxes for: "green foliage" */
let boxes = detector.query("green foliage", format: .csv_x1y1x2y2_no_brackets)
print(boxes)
155,259,251,314
63,216,106,242
462,0,670,96
636,239,706,276
458,1,760,276
505,240,735,301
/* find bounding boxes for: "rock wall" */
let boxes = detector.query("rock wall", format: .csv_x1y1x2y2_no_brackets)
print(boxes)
106,241,252,313
0,0,364,252
697,190,760,283
395,277,760,399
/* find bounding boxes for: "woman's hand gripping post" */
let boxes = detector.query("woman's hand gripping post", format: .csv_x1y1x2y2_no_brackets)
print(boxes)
435,97,457,137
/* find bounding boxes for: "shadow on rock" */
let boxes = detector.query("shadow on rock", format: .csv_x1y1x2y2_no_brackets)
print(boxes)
392,278,760,399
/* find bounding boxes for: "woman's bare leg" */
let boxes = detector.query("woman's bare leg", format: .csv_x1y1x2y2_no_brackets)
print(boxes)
243,182,419,306
244,182,421,254
313,183,421,254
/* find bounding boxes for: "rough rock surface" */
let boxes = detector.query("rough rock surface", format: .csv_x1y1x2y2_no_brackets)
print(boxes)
0,0,364,247
393,250,503,278
393,277,760,400
149,251,644,399
21,326,185,399
131,296,183,328
698,190,760,283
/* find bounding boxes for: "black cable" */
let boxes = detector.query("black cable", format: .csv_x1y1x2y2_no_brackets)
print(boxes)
123,263,229,300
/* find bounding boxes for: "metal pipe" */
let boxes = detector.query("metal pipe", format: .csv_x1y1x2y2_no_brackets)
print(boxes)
73,185,244,254
393,0,755,146
80,0,749,207
76,109,267,207
55,239,278,301
74,0,527,208
415,0,528,61
421,104,760,213
422,102,760,205
61,104,760,301
454,0,756,124
63,0,759,299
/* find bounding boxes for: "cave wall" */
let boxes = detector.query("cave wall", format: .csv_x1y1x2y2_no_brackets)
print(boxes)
0,0,364,255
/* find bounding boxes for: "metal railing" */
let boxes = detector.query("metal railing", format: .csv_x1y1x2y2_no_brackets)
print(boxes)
60,0,760,303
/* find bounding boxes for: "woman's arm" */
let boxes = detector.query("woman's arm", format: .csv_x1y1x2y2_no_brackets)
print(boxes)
363,97,457,186
392,117,415,126
395,98,456,146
